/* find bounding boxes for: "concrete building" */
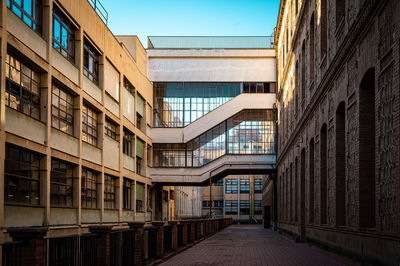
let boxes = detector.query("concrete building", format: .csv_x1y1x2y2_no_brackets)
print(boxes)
202,175,264,223
273,0,400,264
0,0,180,242
175,186,202,219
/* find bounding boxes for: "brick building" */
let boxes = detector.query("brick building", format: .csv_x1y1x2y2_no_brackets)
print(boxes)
274,0,400,264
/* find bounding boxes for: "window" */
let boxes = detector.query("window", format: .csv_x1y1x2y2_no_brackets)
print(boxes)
136,113,142,131
136,182,144,212
52,83,74,135
243,82,272,93
213,180,223,186
104,174,117,209
123,128,134,157
8,0,41,33
240,200,250,215
254,200,262,215
123,178,132,210
214,200,223,208
254,179,262,193
52,7,75,62
105,118,119,141
225,201,238,215
83,40,99,84
240,179,250,193
136,199,143,212
202,200,210,208
147,145,152,167
82,104,98,146
225,179,238,194
4,145,42,205
136,157,142,175
51,159,74,207
81,168,97,208
5,54,40,120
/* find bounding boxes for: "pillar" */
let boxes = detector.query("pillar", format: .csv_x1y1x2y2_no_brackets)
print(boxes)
128,222,145,266
152,221,164,258
168,221,178,251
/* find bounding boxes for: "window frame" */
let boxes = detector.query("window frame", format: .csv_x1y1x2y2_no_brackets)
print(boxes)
51,82,74,135
82,104,98,146
225,200,238,215
123,178,133,210
7,0,42,34
104,174,117,209
240,200,250,215
81,168,97,209
123,128,134,157
83,40,99,84
225,179,238,194
50,158,74,207
254,179,262,193
105,118,119,141
5,54,41,120
240,179,250,193
52,6,75,63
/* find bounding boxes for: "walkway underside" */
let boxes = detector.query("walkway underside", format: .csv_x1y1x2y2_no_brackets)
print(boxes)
151,154,276,185
161,225,345,266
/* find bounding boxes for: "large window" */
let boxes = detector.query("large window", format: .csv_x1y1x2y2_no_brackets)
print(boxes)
123,178,132,210
214,200,223,208
82,104,98,146
104,175,117,209
225,200,238,215
7,0,41,33
52,7,75,62
81,168,97,209
225,179,238,194
83,40,99,84
136,183,144,212
136,157,142,175
202,200,211,208
240,200,250,215
4,145,42,205
105,118,118,141
147,145,152,167
240,179,250,193
123,128,134,157
254,178,262,193
52,83,74,135
154,82,275,127
51,159,74,207
153,110,276,168
254,200,262,215
5,54,40,120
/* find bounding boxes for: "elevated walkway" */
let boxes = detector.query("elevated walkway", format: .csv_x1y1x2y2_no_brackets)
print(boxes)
151,93,275,143
151,154,276,185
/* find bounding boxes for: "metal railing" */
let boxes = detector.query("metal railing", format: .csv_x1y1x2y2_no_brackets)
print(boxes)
163,225,173,255
110,229,136,266
177,224,183,248
47,235,79,266
187,224,192,243
144,227,158,262
2,240,24,266
87,0,108,25
80,234,99,266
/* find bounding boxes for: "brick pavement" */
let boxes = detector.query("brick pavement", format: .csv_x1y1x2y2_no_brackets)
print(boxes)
161,224,346,266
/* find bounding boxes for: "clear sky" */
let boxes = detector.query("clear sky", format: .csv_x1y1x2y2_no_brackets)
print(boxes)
103,0,280,48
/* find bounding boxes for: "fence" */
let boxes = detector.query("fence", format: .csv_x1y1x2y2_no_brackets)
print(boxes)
3,218,233,266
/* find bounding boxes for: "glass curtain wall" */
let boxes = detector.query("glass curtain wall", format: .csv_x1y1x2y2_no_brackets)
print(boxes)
153,109,276,167
154,82,274,127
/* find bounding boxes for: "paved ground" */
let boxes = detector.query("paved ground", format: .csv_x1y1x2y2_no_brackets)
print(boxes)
161,224,346,266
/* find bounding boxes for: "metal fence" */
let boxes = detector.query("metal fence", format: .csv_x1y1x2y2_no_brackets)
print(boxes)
187,224,192,243
110,229,136,266
2,240,24,266
163,225,172,255
177,224,183,248
144,227,158,262
87,0,108,24
80,234,99,266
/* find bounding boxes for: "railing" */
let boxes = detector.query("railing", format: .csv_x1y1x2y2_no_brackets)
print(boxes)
163,225,173,255
110,229,136,266
2,240,24,266
47,235,79,265
144,227,158,263
87,0,108,25
80,234,99,266
187,223,192,243
177,224,183,248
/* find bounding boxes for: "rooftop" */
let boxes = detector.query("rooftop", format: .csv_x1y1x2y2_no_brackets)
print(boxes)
147,36,274,49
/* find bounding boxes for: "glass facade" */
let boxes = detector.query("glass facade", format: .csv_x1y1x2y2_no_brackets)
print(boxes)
154,82,275,127
153,109,276,167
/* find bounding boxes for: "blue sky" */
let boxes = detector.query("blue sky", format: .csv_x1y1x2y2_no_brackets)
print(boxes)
103,0,280,48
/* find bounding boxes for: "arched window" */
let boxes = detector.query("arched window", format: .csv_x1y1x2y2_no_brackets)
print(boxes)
320,0,327,56
336,102,346,226
359,68,376,229
320,123,328,224
309,138,315,223
301,40,306,102
309,12,315,87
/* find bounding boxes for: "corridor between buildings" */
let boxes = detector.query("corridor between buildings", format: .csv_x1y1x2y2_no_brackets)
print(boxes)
161,224,347,266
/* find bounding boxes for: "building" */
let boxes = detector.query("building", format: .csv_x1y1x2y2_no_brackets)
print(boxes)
147,36,277,188
202,175,264,223
0,0,179,242
274,0,400,264
175,186,202,219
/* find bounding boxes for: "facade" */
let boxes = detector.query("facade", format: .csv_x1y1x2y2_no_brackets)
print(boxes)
274,0,400,264
147,36,277,187
0,0,179,242
175,186,202,219
202,175,264,223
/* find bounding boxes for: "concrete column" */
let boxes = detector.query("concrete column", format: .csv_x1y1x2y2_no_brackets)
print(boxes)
8,227,48,266
89,225,112,266
152,221,164,258
128,222,145,266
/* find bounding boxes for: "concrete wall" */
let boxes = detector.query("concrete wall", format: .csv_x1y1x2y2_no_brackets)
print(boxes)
147,49,275,82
